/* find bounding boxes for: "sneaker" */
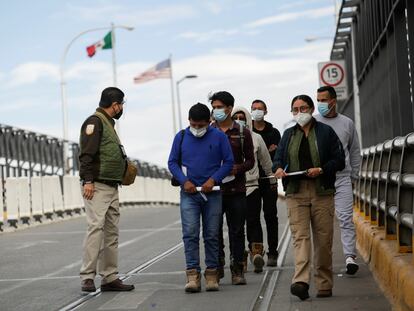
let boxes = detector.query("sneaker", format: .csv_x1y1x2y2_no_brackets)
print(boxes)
290,282,309,300
345,256,359,275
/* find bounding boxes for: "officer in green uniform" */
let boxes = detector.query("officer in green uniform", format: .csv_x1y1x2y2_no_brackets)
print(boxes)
79,87,134,292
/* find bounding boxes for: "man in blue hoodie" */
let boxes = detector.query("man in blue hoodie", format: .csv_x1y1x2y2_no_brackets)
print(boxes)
168,103,234,293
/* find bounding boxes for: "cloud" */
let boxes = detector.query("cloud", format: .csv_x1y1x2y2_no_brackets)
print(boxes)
6,62,59,87
59,3,198,26
204,2,223,14
246,6,334,28
178,28,240,43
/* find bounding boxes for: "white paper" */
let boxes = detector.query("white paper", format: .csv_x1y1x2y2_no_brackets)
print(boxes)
196,186,221,191
286,170,307,176
221,175,235,184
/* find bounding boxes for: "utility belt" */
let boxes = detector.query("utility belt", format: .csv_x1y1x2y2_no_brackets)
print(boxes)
95,179,120,188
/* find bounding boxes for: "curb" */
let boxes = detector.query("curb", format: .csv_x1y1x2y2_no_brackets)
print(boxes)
354,210,414,311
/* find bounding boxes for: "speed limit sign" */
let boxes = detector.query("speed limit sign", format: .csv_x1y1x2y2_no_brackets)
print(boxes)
318,60,348,100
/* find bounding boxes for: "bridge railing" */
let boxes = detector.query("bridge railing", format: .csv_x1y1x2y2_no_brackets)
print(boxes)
355,133,414,257
0,123,179,231
0,175,179,231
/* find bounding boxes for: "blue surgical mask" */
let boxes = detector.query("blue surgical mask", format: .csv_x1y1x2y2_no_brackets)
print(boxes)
213,108,228,122
317,102,332,116
235,120,246,127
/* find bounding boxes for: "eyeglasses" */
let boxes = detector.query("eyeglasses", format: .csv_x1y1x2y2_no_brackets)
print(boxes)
291,105,310,114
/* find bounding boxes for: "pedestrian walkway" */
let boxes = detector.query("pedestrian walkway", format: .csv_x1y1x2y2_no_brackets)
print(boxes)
268,200,391,311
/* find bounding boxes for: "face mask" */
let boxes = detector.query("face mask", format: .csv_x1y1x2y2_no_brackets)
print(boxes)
235,120,246,127
190,126,207,138
294,112,312,127
112,104,123,119
251,109,265,121
213,108,228,122
317,102,332,117
113,109,123,119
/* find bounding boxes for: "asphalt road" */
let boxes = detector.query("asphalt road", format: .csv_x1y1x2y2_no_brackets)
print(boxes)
0,199,390,311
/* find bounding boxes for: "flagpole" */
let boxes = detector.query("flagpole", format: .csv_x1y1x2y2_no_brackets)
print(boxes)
60,25,133,175
110,22,122,136
169,54,177,135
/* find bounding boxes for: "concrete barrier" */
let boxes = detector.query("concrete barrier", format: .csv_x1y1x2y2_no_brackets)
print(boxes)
0,175,178,231
5,178,19,226
31,177,43,221
354,210,414,311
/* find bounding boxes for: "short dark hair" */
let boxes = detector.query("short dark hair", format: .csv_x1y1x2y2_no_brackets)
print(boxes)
291,94,314,109
251,99,267,111
317,86,337,99
209,91,234,107
189,103,211,122
99,87,124,108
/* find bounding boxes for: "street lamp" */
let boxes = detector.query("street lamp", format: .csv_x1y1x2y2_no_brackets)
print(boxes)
176,75,198,130
60,24,134,174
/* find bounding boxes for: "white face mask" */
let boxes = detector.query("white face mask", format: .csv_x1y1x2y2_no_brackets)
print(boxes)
251,109,265,121
294,112,312,127
190,126,207,138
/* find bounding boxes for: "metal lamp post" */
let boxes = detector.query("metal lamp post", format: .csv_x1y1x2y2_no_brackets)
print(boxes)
176,75,198,130
60,24,133,174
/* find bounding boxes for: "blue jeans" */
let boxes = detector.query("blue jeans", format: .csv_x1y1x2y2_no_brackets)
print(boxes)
180,191,222,271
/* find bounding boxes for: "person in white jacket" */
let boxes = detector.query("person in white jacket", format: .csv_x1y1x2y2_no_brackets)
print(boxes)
231,106,276,273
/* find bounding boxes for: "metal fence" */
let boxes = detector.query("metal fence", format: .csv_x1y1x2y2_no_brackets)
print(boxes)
331,0,414,148
0,123,170,182
355,133,413,255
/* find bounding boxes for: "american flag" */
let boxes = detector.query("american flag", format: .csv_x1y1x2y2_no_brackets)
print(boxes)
133,59,172,84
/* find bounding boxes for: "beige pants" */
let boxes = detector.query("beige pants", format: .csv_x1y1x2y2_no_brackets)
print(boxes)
286,180,334,290
80,182,120,284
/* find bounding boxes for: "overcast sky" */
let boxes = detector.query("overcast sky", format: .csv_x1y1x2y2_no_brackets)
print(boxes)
1,0,338,167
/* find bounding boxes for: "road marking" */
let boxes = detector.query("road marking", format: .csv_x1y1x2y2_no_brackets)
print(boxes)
0,219,182,296
60,242,184,311
249,221,292,311
11,228,182,236
15,240,58,250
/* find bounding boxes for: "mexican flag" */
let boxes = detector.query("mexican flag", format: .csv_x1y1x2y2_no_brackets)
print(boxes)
86,31,112,57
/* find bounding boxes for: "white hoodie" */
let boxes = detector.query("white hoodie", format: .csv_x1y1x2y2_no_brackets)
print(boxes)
231,106,275,196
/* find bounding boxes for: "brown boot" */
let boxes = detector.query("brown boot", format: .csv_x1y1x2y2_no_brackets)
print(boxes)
204,269,219,291
185,269,201,293
251,243,265,273
231,262,247,285
81,279,96,292
100,278,134,292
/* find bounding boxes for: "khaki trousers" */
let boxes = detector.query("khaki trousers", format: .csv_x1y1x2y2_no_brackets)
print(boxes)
80,182,120,284
286,180,334,290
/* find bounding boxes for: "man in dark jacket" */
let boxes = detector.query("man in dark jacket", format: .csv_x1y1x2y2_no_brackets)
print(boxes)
210,91,255,285
251,99,281,266
273,94,345,301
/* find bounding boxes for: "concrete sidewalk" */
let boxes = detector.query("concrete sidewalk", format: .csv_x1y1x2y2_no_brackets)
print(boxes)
268,199,391,311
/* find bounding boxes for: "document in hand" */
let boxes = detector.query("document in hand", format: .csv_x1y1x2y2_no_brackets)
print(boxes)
286,170,307,176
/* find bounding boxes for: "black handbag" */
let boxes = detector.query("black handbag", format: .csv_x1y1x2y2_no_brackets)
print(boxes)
171,130,185,186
